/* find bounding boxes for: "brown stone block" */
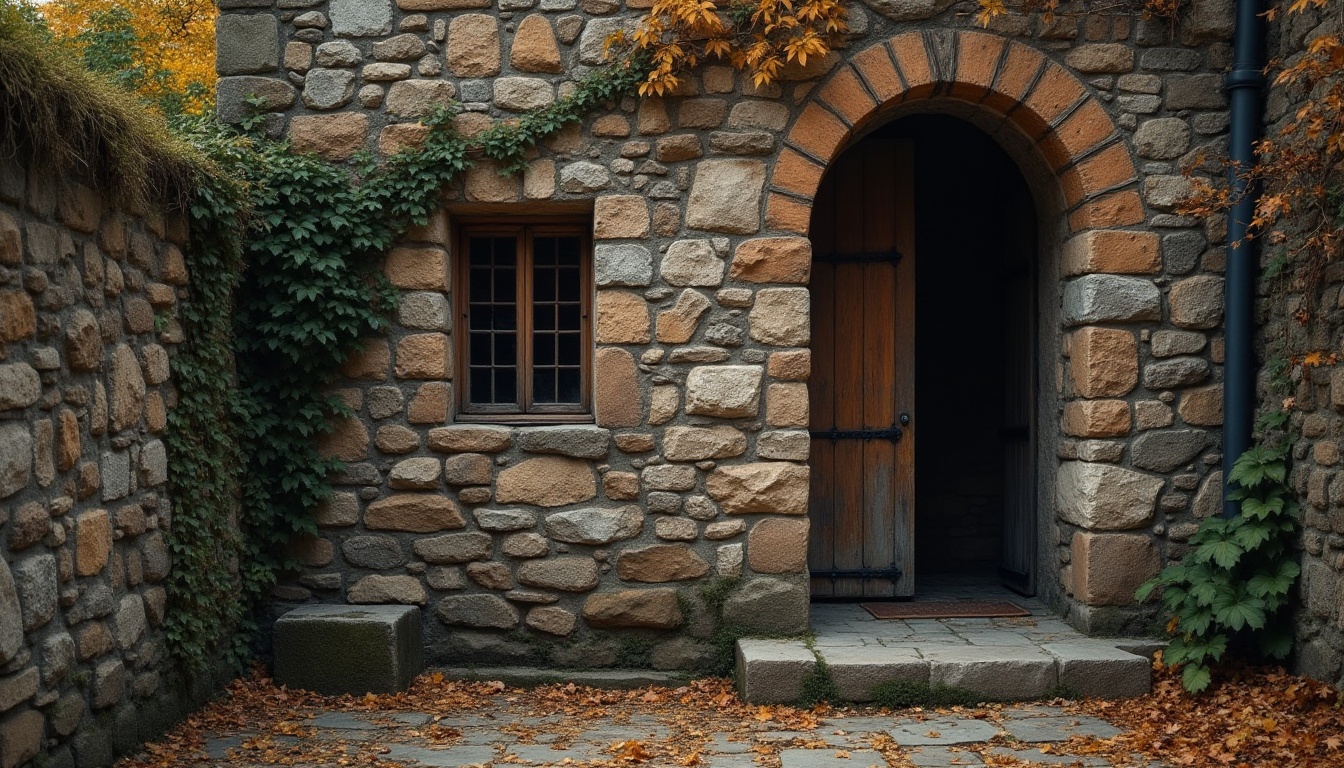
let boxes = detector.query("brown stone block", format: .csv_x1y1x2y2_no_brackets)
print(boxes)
446,14,500,76
596,290,650,344
889,33,934,94
851,43,904,103
747,518,808,574
592,114,631,138
595,348,643,427
1067,190,1146,232
603,470,640,501
764,194,811,235
1178,385,1223,426
766,383,809,428
582,588,682,629
385,247,449,291
496,456,597,506
594,196,650,240
703,66,735,93
1062,230,1161,276
75,509,112,576
786,103,847,163
771,149,824,198
0,291,35,342
816,66,875,127
677,98,728,130
365,494,466,532
768,350,811,381
428,425,512,452
464,159,521,202
341,339,391,381
56,408,80,472
1070,532,1159,606
1062,399,1130,438
615,544,710,583
407,381,450,424
729,237,811,284
637,98,670,135
318,415,370,462
656,289,711,343
654,134,702,163
1069,326,1138,398
378,124,430,156
395,333,450,379
511,14,562,73
289,113,369,162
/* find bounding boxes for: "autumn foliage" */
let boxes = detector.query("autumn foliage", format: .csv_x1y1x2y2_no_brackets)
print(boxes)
41,0,216,113
612,0,849,96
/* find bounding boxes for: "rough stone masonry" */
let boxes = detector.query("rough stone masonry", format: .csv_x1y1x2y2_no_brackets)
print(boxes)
215,0,1239,669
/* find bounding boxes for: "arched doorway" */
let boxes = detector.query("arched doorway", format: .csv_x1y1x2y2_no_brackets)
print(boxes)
807,114,1040,599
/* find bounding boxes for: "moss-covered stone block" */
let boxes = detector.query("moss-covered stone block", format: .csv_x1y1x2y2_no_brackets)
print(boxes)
273,605,423,695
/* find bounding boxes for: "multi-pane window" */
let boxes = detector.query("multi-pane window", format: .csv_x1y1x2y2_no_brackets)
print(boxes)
457,223,591,418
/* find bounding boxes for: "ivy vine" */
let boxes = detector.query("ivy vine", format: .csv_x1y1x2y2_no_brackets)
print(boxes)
162,59,649,670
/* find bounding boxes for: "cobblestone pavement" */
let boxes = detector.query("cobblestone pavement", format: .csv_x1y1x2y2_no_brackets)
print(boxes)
191,698,1166,768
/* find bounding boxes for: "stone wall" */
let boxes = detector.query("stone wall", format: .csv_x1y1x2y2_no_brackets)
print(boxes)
0,158,203,768
217,0,1239,664
1265,9,1344,690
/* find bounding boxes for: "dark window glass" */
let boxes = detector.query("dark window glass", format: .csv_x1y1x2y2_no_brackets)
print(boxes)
460,229,588,415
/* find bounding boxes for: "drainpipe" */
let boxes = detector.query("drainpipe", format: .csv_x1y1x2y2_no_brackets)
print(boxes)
1222,0,1266,518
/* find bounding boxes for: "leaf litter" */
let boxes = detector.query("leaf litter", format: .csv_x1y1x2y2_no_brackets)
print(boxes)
113,664,1341,768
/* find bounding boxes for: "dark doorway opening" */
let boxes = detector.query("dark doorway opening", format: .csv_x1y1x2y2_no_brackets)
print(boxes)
885,115,1039,595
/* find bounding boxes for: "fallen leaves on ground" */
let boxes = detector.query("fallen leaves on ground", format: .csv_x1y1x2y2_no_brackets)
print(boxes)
113,664,1342,768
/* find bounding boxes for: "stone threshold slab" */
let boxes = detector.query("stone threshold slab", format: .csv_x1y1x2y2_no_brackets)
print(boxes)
438,666,691,689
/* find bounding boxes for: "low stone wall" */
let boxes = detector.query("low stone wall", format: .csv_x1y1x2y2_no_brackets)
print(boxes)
0,158,205,768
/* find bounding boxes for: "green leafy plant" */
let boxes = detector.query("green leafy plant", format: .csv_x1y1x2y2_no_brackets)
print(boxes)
1137,444,1301,693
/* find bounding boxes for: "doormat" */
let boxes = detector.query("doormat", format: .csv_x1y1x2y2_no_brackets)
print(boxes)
860,600,1031,620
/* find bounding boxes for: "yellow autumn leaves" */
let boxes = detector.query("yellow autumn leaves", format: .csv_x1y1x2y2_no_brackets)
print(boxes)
40,0,217,113
612,0,849,96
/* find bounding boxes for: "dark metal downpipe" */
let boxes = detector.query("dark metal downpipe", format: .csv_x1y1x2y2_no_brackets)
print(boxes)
1222,0,1267,517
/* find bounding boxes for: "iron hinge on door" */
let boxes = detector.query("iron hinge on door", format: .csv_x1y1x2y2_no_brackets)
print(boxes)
811,564,904,584
810,426,903,443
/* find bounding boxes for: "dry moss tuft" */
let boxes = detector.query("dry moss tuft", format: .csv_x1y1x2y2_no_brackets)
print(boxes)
0,6,207,210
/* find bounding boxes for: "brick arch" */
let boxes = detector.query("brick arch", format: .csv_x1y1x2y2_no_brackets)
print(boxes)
764,31,1145,238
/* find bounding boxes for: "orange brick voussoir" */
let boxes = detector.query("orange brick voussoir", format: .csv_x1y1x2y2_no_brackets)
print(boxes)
1067,189,1146,232
764,194,812,236
1060,141,1137,209
982,41,1046,116
851,43,906,104
785,102,850,164
1039,97,1117,172
770,148,827,200
816,65,877,129
888,32,934,97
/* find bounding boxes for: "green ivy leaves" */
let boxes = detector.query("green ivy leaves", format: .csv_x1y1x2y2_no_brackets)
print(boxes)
160,61,649,671
1137,444,1301,693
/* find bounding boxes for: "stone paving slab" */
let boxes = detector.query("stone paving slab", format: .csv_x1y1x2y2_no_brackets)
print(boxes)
779,748,885,768
384,744,496,767
904,746,985,766
986,745,1111,766
886,717,1003,746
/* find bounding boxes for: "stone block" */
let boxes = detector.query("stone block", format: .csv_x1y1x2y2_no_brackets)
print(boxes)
216,14,279,75
582,589,682,629
734,639,815,704
544,506,643,545
331,0,391,36
1070,533,1160,606
1055,462,1162,530
926,646,1058,700
273,605,423,694
1069,327,1137,398
686,160,765,235
1043,641,1151,698
817,645,928,702
685,365,762,418
516,426,610,459
1062,400,1130,438
1061,275,1161,325
722,577,808,633
1062,230,1160,276
0,709,43,768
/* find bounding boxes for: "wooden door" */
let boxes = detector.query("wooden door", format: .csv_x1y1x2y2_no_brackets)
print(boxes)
808,138,916,599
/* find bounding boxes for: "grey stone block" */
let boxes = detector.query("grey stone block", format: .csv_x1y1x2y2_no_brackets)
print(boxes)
779,749,884,768
925,646,1058,701
1062,275,1161,325
331,0,392,37
815,645,928,702
1043,641,1151,699
273,604,423,695
734,639,814,704
215,14,279,75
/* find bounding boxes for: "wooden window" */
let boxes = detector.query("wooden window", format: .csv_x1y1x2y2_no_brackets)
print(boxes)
456,222,591,420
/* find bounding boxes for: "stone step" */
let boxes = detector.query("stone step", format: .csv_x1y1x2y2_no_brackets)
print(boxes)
735,637,1151,704
440,666,690,689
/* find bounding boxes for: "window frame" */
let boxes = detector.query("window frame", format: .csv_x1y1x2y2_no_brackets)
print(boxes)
454,219,593,423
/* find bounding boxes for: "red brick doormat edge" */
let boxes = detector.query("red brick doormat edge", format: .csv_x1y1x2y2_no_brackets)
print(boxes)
860,600,1032,619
